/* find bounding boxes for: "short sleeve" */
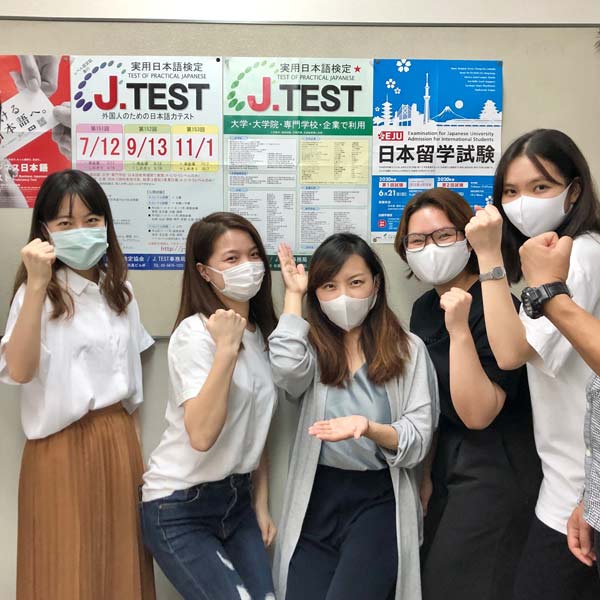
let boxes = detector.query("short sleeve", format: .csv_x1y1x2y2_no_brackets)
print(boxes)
125,282,154,352
521,261,599,377
138,323,154,352
168,317,216,406
0,285,26,384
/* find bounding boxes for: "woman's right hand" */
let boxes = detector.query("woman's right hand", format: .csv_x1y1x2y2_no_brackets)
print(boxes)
21,238,55,289
205,309,246,353
278,242,308,296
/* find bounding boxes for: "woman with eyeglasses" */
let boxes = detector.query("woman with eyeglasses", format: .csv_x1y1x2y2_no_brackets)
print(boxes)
395,188,541,600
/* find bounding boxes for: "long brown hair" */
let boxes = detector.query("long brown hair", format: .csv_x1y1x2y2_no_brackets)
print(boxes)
12,169,131,318
306,233,410,387
493,129,600,283
174,212,277,340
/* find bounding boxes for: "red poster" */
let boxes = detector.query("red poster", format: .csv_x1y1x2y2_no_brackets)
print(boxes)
0,55,71,207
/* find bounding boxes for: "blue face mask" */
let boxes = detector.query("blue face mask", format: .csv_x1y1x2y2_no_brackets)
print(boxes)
50,226,108,270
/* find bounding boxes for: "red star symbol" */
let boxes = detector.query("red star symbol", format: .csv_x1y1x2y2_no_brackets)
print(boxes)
354,66,361,72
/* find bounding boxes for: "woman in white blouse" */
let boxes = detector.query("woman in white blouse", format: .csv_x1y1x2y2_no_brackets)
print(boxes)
465,129,600,599
141,212,278,600
0,170,155,600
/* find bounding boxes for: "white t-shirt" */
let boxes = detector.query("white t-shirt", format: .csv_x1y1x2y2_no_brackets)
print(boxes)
0,268,153,439
142,314,277,502
521,232,600,534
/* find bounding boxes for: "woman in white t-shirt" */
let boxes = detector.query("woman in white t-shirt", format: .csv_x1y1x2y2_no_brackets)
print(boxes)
141,212,278,600
466,129,600,600
0,170,156,600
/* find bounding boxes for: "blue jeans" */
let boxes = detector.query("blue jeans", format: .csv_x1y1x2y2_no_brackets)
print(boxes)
140,473,275,600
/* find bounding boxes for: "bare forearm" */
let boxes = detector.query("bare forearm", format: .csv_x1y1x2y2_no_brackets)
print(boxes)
449,327,505,429
478,252,534,369
364,421,398,451
5,285,46,383
283,290,303,316
184,348,238,452
252,449,270,510
543,295,600,375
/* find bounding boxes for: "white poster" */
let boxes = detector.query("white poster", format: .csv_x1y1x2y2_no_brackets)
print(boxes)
224,57,373,266
70,56,223,269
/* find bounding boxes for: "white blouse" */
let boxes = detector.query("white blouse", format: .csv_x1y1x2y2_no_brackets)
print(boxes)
520,232,600,534
142,314,277,502
0,268,154,440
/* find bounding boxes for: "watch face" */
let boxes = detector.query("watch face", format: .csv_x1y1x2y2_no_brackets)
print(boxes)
522,287,542,318
492,266,505,279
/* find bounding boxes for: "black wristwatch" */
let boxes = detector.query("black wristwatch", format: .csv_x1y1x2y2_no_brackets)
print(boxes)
521,282,571,319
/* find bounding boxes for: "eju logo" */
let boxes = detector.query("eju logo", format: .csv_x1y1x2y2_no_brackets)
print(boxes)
378,131,404,141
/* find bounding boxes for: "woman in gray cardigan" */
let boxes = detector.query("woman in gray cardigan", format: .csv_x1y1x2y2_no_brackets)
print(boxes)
269,233,439,600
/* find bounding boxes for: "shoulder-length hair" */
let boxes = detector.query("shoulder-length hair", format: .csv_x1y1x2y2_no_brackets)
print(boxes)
174,212,277,340
306,233,410,387
493,129,600,283
394,187,479,275
12,169,131,318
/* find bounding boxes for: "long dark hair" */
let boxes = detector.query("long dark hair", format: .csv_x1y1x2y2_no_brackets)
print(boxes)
306,233,410,387
493,129,600,282
174,212,277,340
395,187,479,275
12,169,131,318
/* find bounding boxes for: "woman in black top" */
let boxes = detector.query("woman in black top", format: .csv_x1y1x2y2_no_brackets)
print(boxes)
395,188,541,600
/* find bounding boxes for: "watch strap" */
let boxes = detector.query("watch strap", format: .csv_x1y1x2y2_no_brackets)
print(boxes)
538,281,571,303
479,266,506,282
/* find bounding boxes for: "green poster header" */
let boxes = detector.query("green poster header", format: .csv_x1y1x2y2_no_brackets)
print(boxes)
224,115,372,136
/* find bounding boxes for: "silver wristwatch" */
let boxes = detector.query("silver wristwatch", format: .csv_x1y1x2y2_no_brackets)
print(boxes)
479,266,506,282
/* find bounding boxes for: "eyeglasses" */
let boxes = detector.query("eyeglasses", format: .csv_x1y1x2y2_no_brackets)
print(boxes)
403,227,464,252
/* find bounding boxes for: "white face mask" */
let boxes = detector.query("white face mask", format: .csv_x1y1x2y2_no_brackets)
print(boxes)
319,292,377,332
406,239,471,286
50,226,108,270
502,184,572,238
204,261,265,302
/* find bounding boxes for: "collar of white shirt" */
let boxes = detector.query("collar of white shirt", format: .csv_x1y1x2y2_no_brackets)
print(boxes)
55,268,101,296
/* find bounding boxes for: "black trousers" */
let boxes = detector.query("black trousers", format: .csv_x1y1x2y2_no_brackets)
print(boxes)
512,516,600,600
421,427,541,600
286,465,397,600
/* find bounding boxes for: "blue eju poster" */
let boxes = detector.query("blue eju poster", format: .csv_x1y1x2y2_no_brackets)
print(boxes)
370,59,503,242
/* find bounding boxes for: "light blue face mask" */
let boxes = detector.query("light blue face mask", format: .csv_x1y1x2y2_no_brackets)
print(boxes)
49,226,108,270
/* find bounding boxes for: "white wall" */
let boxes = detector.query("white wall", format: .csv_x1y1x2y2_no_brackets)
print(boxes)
1,0,600,24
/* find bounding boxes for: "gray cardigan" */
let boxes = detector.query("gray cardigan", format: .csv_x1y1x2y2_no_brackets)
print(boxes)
269,313,439,600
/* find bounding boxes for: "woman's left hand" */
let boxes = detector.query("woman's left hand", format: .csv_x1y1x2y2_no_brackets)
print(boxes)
255,506,277,547
309,415,369,442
